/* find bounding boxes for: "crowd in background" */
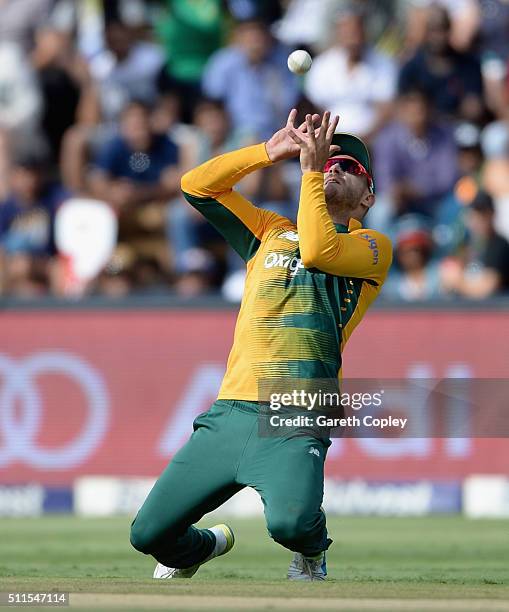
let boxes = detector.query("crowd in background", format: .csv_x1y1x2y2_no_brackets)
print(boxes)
1,0,509,302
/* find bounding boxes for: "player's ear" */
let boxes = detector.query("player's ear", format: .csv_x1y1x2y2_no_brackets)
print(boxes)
360,191,375,210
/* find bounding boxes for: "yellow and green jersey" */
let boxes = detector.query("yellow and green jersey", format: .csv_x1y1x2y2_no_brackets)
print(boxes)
181,144,393,401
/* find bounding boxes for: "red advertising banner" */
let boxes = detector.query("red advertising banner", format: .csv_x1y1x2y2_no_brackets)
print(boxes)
1,309,508,484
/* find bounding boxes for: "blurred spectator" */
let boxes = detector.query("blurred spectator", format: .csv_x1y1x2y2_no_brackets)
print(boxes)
88,20,164,125
88,100,180,283
156,0,228,123
383,215,442,301
399,4,484,124
167,98,256,295
304,3,396,139
0,0,53,52
373,88,458,225
0,42,43,199
431,122,485,255
403,0,479,55
274,0,342,52
61,20,166,192
441,191,509,298
482,156,509,242
0,152,68,297
227,0,283,24
49,0,105,61
202,15,300,140
467,0,509,62
32,26,97,166
89,100,180,209
481,120,509,159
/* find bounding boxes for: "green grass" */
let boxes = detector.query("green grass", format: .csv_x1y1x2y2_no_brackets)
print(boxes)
0,515,508,609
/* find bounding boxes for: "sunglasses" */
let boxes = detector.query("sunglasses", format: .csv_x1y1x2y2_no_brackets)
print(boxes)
323,156,374,192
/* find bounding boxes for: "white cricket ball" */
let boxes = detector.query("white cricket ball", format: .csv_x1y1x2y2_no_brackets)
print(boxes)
287,49,312,75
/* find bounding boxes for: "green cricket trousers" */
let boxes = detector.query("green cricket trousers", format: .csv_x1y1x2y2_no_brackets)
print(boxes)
130,399,332,568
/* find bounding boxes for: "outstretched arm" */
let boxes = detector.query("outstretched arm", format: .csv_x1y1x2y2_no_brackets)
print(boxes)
289,112,392,284
181,110,321,262
298,171,392,284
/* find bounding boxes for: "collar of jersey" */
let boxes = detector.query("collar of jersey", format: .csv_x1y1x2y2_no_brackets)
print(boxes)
335,218,362,233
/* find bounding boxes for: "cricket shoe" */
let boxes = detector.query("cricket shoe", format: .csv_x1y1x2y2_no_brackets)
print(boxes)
287,551,327,581
153,524,235,579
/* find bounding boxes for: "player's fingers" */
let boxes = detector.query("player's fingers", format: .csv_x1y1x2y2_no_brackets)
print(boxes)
326,115,340,142
329,145,341,156
306,114,315,143
299,113,321,133
286,108,298,128
319,110,330,141
287,127,306,146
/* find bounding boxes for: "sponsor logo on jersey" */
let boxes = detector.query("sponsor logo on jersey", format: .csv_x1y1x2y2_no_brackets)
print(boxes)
264,252,304,276
278,230,299,242
360,233,379,265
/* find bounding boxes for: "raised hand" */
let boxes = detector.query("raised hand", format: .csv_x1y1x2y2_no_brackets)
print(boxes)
287,111,340,173
265,109,321,163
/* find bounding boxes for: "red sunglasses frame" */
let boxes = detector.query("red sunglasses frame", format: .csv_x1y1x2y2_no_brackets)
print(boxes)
323,156,374,193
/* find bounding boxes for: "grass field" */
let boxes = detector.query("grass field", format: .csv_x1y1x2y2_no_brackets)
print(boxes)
1,515,508,611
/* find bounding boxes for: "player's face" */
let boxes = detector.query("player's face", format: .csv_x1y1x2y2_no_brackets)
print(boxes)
323,159,370,211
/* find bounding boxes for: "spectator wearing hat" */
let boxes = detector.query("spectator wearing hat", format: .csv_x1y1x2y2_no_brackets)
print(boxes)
440,191,509,298
382,215,441,301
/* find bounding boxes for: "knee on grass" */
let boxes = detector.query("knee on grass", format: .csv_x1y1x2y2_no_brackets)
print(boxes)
130,519,175,555
267,512,316,548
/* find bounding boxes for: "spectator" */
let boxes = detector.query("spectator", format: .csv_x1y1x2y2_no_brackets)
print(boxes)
482,155,509,242
0,153,68,297
0,41,43,199
61,19,166,192
304,3,397,140
373,87,458,226
227,0,284,24
167,98,257,295
89,99,180,208
0,0,53,52
88,20,165,125
202,15,300,140
156,0,228,123
32,26,97,166
441,190,509,298
382,215,442,301
274,0,343,52
461,0,509,62
432,122,485,256
403,0,479,55
48,0,105,61
399,4,484,124
89,100,181,280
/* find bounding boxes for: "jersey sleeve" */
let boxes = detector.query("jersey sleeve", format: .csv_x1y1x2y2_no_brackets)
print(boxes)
296,172,393,285
181,143,292,262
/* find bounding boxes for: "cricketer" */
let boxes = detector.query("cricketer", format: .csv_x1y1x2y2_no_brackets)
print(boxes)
130,110,393,580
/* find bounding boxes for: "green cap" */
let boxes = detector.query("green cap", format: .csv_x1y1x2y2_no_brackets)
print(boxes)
330,133,375,193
